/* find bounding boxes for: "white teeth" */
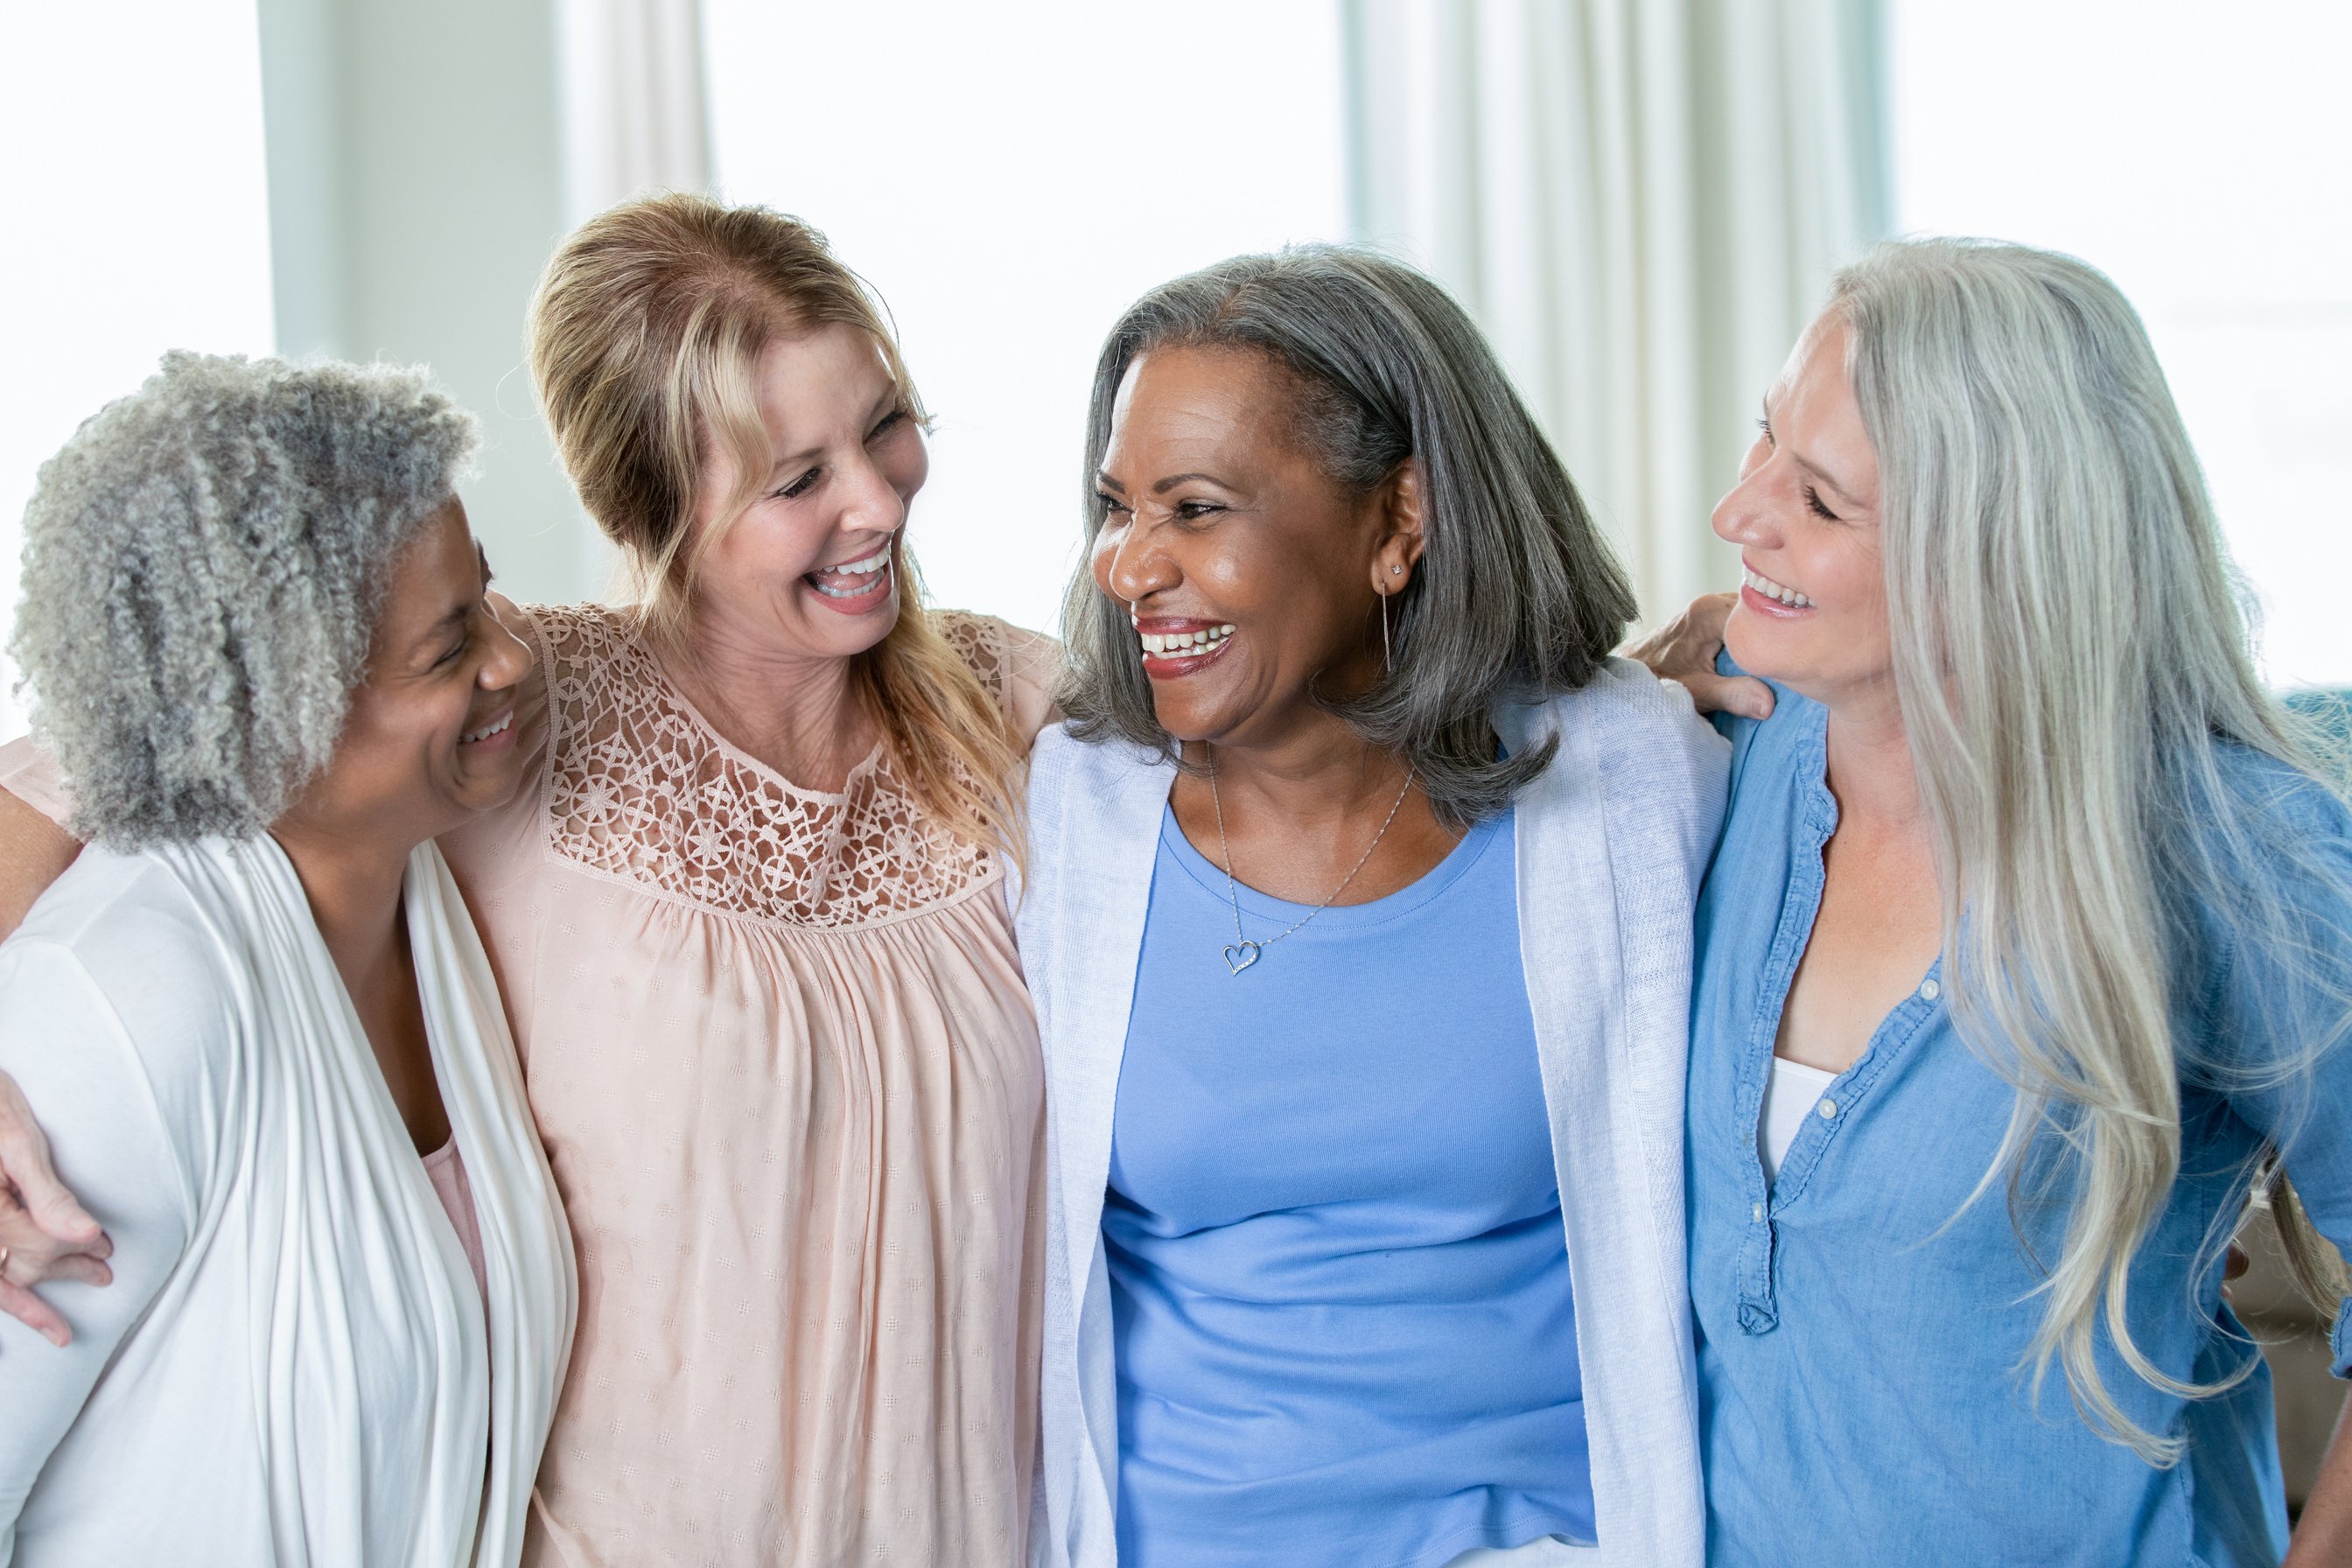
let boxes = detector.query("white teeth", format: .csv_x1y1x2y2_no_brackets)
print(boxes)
810,547,894,598
828,545,891,575
808,542,894,596
460,712,513,744
1743,567,1813,610
1137,623,1236,656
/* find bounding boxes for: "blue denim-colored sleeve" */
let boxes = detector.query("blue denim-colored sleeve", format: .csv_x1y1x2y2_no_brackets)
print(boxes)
2201,760,2352,1372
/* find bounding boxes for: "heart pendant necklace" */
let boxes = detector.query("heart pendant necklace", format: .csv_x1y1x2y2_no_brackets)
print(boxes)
1206,744,1414,976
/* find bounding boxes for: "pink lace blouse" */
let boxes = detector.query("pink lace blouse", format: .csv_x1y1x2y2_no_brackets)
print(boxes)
439,604,1058,1567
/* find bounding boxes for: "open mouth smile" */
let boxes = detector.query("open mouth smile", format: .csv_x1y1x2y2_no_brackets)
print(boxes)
1134,618,1236,676
1740,565,1815,616
806,536,897,610
459,709,515,746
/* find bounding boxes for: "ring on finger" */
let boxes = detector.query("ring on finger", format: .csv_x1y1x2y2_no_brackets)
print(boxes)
0,1242,10,1279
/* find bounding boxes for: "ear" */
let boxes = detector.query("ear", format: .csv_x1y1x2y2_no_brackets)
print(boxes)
1368,456,1427,594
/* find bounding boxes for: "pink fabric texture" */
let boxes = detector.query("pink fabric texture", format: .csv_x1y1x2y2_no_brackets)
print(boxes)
0,605,1058,1566
443,604,1056,1568
423,1138,488,1301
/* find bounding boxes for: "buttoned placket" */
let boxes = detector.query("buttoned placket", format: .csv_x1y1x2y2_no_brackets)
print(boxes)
1733,736,1837,1335
1732,723,1947,1335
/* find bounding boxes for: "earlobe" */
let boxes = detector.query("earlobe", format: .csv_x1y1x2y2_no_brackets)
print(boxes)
1375,457,1429,589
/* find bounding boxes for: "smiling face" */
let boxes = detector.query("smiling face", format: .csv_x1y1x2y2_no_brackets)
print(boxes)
1090,345,1420,751
284,497,532,850
682,319,927,662
1715,310,1891,710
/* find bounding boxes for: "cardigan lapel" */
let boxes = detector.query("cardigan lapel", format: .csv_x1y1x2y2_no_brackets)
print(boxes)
1496,690,1704,1568
1025,730,1178,1334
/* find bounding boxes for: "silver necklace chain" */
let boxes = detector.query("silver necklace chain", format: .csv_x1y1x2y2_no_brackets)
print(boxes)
1204,745,1415,975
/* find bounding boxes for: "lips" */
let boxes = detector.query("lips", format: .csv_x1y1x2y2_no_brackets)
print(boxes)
1739,563,1816,620
459,709,514,746
1132,616,1236,677
805,535,897,612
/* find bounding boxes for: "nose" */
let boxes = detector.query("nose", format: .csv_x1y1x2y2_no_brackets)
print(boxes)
1096,514,1177,607
480,610,532,694
836,449,909,538
1712,459,1783,551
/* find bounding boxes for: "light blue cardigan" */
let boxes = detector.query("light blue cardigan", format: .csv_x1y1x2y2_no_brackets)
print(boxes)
1012,660,1729,1568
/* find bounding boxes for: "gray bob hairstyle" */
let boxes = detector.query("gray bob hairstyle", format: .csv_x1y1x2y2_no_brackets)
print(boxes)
10,352,476,847
1056,245,1637,826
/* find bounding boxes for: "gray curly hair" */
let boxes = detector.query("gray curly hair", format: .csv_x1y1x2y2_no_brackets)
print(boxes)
10,352,477,847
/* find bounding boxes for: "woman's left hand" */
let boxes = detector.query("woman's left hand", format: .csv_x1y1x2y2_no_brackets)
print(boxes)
0,1068,113,1348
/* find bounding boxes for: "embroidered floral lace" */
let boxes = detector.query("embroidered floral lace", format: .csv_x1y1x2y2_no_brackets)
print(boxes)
533,604,1008,929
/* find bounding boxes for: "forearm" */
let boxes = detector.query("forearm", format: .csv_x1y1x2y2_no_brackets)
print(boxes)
2286,1394,2352,1565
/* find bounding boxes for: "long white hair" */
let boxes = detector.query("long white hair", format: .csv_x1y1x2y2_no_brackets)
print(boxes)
1838,237,2352,1460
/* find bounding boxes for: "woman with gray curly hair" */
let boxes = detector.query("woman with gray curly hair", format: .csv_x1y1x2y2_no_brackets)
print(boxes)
0,354,574,1566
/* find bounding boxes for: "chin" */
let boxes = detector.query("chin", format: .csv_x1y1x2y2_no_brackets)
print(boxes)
798,590,902,660
1722,609,1797,685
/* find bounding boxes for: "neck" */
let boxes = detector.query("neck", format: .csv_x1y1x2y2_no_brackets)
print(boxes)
657,601,872,787
1821,676,1923,829
269,816,416,1000
1198,709,1412,825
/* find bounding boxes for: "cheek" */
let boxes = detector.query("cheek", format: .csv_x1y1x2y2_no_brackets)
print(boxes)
886,430,929,500
1088,526,1125,595
709,505,822,584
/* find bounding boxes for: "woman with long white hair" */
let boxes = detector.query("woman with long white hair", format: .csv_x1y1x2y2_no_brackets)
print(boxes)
1641,238,2352,1563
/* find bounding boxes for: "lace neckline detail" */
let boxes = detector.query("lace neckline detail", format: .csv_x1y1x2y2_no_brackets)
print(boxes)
636,634,888,805
533,605,1004,931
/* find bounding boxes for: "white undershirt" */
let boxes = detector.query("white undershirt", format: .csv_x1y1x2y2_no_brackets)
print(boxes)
1758,1056,1840,1182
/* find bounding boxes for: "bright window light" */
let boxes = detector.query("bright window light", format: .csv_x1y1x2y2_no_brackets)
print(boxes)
702,0,1350,636
1892,0,2352,688
0,3,276,735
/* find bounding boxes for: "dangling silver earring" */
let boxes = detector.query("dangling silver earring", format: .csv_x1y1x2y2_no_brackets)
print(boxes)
1379,588,1393,676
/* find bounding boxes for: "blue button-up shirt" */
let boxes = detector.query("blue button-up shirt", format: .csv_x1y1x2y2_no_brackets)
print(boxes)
1690,681,2352,1567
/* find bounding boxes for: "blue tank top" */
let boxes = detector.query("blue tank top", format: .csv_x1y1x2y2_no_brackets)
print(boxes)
1104,802,1594,1568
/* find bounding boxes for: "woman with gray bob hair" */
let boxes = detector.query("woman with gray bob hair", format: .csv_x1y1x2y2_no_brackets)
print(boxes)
1059,245,1637,826
1023,247,1724,1566
0,353,574,1565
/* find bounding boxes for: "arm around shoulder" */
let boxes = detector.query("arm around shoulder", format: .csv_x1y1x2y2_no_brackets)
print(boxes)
1592,656,1732,877
0,937,192,1536
0,769,80,943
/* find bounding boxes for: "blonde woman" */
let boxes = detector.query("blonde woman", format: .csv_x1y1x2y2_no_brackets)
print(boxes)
1642,240,2352,1564
0,196,1054,1565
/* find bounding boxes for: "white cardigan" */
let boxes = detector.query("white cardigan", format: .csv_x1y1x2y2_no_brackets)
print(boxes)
0,836,576,1566
1013,661,1728,1568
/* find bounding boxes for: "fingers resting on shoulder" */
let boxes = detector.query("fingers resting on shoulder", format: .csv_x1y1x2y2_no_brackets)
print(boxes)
1627,591,1774,721
0,1068,112,1348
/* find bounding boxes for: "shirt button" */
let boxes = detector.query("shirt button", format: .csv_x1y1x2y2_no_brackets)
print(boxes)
1818,1098,1839,1119
1753,1201,1766,1223
1919,977,1941,1001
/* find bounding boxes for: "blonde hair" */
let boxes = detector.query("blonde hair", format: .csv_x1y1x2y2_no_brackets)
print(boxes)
1838,237,2352,1460
528,192,1022,859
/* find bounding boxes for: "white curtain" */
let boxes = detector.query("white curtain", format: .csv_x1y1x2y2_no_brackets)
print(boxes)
555,0,712,224
1340,0,1890,626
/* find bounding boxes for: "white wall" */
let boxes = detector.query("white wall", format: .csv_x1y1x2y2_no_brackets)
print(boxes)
0,3,277,734
1892,0,2352,688
702,0,1351,637
257,0,603,609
